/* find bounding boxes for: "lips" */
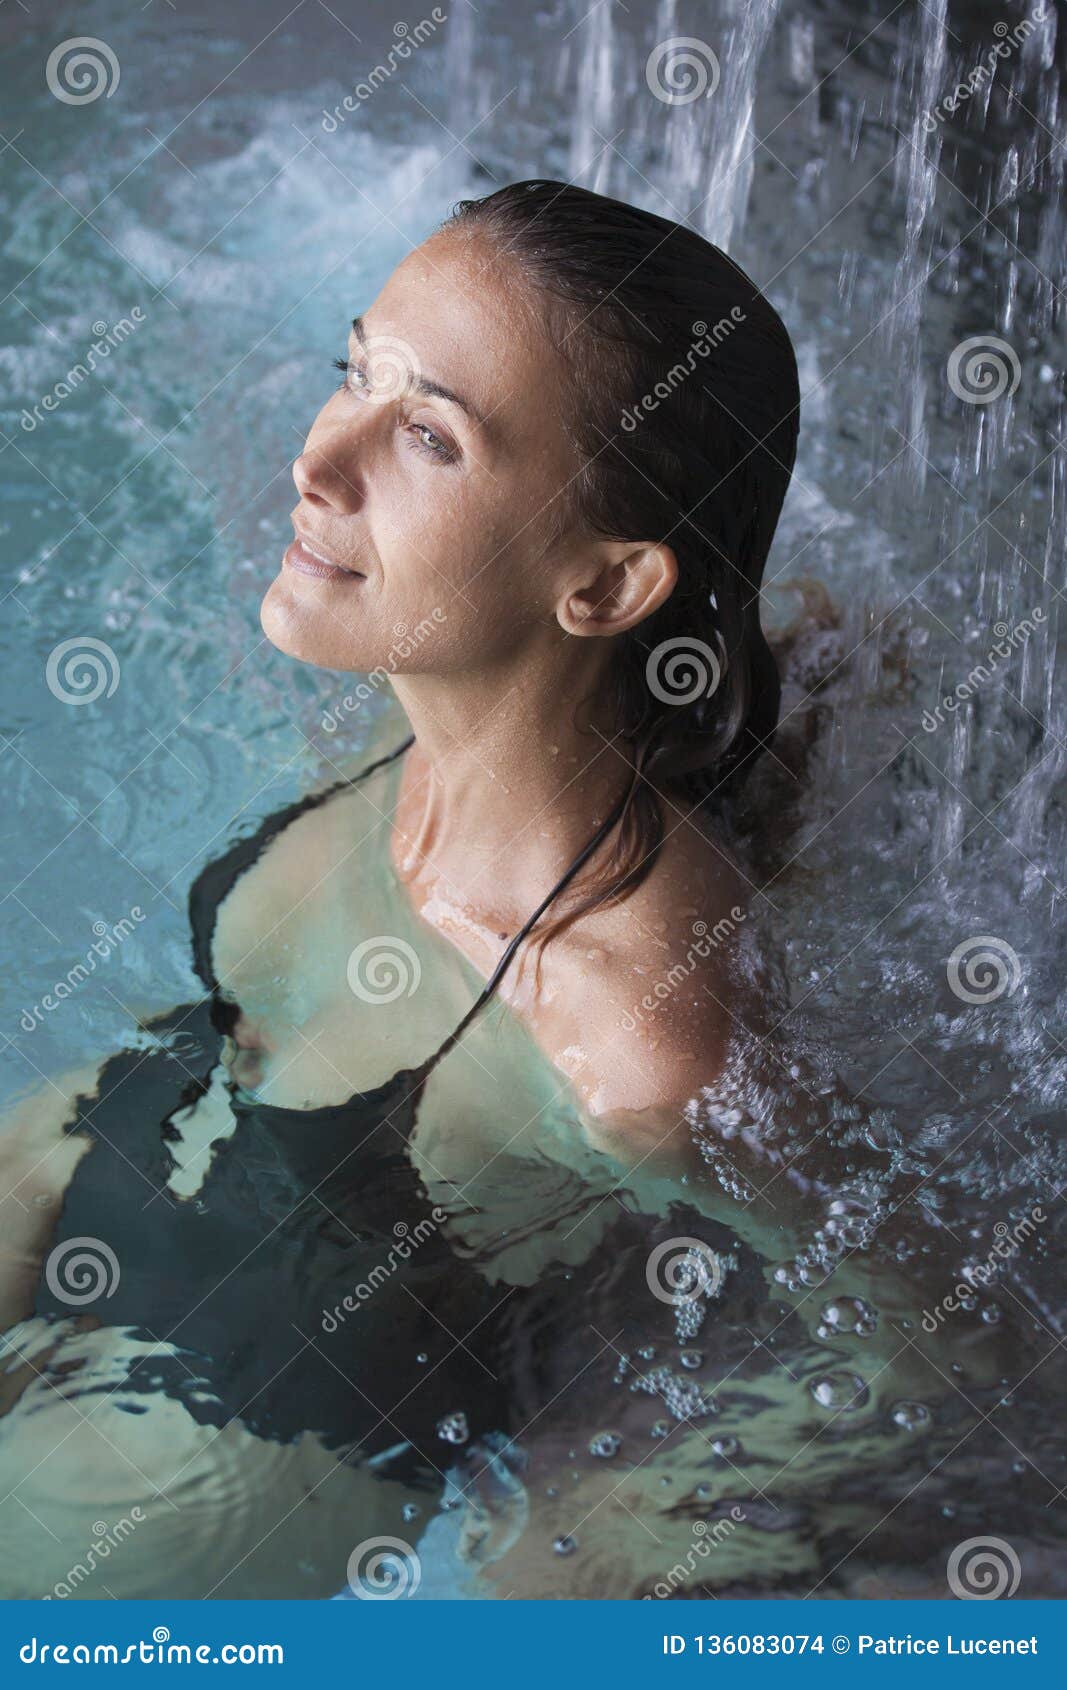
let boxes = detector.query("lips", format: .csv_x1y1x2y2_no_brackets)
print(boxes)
283,534,364,581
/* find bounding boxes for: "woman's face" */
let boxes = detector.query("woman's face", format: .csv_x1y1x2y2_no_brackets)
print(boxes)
261,230,584,677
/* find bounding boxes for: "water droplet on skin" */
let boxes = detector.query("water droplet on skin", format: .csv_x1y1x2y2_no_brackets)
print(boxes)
650,1419,671,1440
401,1503,420,1522
436,1411,469,1445
637,1345,656,1361
546,1487,558,1498
941,1504,956,1520
553,1535,577,1556
890,1400,932,1432
712,1436,741,1459
981,1304,1002,1324
416,1353,428,1364
589,1431,622,1458
679,1350,703,1370
809,1371,870,1412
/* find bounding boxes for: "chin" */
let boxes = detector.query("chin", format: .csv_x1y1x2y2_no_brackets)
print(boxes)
259,574,384,673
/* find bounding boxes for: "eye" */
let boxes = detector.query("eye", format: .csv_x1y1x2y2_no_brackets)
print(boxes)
332,355,370,395
407,421,455,462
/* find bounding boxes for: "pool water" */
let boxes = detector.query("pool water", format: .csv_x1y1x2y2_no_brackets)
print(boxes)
1,0,1065,1600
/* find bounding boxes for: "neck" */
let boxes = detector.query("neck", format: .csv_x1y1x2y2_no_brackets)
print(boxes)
388,652,634,925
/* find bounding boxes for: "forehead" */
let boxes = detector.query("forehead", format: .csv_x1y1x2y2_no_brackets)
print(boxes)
362,230,572,454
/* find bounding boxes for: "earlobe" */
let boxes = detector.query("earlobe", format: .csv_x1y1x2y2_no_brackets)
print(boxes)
558,542,678,639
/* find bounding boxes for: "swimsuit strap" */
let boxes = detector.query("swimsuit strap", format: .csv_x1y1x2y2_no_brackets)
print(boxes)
426,768,632,1068
189,735,414,998
191,730,627,1062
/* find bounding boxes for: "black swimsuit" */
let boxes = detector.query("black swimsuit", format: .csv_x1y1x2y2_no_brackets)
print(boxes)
35,741,632,1476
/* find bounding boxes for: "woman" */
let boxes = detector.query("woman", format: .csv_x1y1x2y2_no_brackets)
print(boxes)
250,176,796,1122
0,182,1020,1600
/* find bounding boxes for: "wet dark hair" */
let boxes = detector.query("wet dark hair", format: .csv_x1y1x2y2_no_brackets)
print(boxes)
445,179,800,936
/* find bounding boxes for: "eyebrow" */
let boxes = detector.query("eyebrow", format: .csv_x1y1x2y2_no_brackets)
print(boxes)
350,316,486,427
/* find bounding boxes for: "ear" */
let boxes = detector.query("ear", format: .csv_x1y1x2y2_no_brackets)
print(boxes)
556,541,678,639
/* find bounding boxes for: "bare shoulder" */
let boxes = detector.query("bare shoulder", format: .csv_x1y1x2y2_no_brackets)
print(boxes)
519,817,753,1120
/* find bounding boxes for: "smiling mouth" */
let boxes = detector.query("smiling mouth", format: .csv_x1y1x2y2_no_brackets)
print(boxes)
283,535,365,581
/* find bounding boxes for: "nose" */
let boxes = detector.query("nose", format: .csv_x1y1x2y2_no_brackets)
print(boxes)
292,437,364,515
